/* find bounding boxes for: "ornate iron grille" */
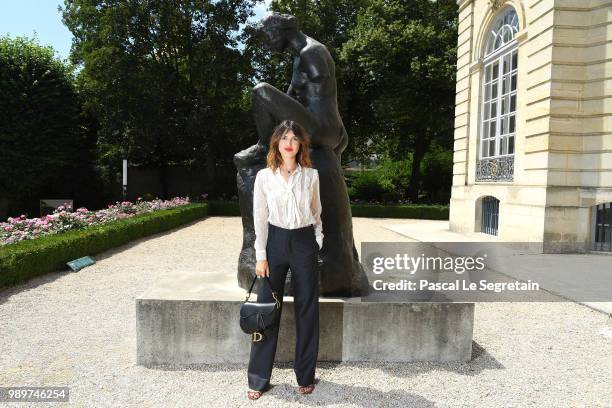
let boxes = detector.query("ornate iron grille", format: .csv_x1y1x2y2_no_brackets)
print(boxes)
476,156,514,181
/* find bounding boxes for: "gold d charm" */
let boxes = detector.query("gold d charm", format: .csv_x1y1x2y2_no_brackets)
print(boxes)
252,332,263,342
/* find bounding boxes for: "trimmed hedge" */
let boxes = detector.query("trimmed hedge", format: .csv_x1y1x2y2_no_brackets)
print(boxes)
205,200,448,220
350,203,448,219
0,203,208,289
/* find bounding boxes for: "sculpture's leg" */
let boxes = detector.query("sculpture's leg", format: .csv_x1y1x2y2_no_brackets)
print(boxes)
252,90,276,144
334,126,349,163
251,83,318,139
235,83,318,170
311,146,370,297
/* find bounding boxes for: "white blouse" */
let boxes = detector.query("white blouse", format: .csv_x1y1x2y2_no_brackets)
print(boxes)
253,163,323,261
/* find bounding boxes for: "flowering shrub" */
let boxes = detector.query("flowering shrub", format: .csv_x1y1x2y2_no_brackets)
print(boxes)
0,196,191,247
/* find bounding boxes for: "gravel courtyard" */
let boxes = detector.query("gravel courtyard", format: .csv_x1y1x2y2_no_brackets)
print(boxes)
1,216,610,407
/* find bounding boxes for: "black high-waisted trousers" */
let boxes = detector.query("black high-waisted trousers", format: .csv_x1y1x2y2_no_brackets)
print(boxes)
247,222,320,391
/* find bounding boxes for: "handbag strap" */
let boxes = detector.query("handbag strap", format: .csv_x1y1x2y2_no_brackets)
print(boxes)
244,274,280,308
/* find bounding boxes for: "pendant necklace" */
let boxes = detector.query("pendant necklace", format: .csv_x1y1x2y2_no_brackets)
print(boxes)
284,164,296,175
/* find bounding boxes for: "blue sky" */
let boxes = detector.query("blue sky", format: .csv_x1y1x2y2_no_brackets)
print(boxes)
0,0,272,60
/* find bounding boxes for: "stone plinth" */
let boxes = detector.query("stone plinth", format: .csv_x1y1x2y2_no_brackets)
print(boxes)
136,271,474,366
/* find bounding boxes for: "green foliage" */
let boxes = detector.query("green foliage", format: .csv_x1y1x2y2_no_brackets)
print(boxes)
350,203,448,219
348,171,387,201
0,203,208,289
420,144,453,203
340,0,458,200
61,0,258,197
347,156,412,202
347,151,452,204
0,35,102,217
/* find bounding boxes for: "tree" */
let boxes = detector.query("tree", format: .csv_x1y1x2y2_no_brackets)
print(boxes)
0,36,100,217
340,0,458,201
61,0,258,198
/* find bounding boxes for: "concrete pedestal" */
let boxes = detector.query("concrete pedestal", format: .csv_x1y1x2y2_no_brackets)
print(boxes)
136,271,474,366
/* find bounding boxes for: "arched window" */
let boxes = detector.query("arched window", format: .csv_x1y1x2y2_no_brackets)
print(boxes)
477,7,519,181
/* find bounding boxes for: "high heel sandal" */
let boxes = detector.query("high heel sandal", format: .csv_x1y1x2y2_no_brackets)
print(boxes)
297,384,315,394
247,389,263,400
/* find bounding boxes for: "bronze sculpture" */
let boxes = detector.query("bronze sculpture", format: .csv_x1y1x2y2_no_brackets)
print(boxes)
234,12,369,297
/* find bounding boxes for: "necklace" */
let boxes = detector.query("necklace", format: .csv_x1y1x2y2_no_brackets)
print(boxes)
282,164,297,175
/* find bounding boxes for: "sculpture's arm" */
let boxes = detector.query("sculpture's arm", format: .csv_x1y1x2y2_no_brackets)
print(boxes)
302,48,331,83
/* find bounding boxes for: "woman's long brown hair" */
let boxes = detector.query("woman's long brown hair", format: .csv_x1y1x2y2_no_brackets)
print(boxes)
266,120,312,171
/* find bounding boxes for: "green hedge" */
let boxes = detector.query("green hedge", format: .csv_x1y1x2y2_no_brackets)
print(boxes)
0,203,208,289
350,203,448,219
205,199,448,220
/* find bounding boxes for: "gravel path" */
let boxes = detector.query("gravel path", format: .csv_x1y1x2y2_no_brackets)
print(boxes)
1,216,611,407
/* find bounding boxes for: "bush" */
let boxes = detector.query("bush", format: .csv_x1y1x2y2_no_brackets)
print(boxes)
420,146,453,203
0,203,208,289
347,156,412,203
1,197,191,246
348,170,388,201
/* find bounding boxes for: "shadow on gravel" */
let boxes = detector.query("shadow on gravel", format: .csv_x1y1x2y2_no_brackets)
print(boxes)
271,379,437,407
141,362,438,407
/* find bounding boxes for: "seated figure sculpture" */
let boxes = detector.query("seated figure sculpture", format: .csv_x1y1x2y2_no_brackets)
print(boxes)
234,12,369,297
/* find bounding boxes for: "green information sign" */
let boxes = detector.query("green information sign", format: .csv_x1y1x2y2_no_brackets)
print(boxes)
66,256,96,272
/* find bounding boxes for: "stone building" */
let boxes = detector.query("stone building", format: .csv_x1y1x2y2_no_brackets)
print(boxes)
449,0,611,252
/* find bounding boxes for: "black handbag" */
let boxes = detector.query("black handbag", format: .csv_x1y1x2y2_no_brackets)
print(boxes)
239,275,281,342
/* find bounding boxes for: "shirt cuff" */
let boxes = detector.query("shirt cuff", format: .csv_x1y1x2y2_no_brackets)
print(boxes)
256,249,267,261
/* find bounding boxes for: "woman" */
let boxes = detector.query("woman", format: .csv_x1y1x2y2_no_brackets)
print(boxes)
247,119,323,400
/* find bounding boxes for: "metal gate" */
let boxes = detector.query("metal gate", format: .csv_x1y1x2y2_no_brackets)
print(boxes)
593,202,612,252
481,196,499,236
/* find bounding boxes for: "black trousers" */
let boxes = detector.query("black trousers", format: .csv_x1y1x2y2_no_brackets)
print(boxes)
247,222,320,391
